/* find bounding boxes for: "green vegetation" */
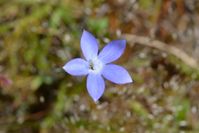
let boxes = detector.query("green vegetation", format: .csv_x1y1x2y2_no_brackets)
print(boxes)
0,0,199,132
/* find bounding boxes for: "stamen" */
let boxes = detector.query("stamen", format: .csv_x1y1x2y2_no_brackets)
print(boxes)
88,58,104,74
89,61,95,70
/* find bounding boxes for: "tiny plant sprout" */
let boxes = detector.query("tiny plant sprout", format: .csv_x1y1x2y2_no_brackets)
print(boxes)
63,30,133,102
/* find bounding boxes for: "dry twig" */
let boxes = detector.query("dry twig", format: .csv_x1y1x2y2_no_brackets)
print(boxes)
124,34,199,69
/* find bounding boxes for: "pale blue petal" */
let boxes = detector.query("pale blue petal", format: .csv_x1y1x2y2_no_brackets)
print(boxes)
87,73,105,102
63,58,89,76
98,40,126,64
81,30,98,60
102,64,132,84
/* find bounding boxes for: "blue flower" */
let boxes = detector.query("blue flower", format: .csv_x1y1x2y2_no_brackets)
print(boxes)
63,30,133,102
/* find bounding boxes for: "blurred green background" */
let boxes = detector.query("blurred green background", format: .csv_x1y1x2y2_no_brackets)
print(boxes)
0,0,199,132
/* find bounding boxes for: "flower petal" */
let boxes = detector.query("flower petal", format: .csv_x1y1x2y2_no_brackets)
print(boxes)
87,73,105,102
98,40,126,64
63,58,89,76
81,30,98,60
102,64,132,84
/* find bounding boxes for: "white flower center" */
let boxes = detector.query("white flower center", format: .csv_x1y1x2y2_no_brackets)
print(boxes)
88,57,104,74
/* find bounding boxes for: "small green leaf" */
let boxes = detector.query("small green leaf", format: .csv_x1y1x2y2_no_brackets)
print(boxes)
31,76,43,90
129,100,148,117
88,18,108,35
